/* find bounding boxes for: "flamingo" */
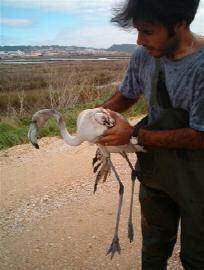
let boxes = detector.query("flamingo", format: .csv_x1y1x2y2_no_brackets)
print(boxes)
28,107,144,258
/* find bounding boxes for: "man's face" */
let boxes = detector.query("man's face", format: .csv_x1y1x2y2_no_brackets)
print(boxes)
134,21,179,58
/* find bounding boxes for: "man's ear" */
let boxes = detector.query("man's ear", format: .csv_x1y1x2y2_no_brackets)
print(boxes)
174,20,188,32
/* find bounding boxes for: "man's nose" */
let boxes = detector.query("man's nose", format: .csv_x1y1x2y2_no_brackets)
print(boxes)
137,32,146,46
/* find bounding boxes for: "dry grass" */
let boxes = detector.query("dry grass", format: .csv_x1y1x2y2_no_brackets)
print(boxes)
0,60,128,117
0,59,148,150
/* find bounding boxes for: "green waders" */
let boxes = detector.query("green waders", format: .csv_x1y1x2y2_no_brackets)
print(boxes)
135,60,204,270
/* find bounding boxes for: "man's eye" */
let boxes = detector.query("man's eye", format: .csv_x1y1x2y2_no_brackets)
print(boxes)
144,31,153,35
138,30,154,35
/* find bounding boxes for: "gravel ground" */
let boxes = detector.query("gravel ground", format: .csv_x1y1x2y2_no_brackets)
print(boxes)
0,136,183,269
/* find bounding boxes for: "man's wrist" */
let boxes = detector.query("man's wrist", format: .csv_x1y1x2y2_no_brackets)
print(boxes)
130,115,149,145
130,136,139,145
132,115,149,137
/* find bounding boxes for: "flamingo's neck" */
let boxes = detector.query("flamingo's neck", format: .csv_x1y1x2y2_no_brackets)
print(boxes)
53,112,84,146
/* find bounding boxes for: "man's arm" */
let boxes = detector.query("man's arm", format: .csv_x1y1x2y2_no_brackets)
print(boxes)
138,127,204,150
97,109,204,149
99,90,139,113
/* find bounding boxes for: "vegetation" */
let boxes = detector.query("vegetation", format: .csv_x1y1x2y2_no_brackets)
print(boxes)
0,61,127,113
0,60,147,150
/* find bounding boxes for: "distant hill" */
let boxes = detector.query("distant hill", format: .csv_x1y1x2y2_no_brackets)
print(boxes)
0,45,95,52
0,44,136,53
107,44,137,53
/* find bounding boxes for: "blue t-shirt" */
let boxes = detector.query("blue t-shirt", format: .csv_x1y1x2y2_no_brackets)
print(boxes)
119,45,204,131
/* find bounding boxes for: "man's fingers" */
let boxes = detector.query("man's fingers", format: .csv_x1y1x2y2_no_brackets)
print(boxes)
101,126,117,136
96,135,115,145
106,109,117,116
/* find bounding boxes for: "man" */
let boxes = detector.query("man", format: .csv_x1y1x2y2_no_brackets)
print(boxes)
97,0,204,269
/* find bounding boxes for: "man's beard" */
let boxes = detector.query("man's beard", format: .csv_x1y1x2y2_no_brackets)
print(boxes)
160,33,180,57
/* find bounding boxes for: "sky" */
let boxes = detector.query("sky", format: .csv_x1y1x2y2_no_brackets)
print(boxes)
1,0,204,49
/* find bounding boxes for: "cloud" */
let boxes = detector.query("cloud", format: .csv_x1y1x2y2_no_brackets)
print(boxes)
2,0,118,14
0,18,33,26
50,25,136,48
3,0,204,34
2,0,203,47
191,2,204,35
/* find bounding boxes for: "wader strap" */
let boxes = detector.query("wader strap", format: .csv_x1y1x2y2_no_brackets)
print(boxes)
132,58,172,137
151,58,172,109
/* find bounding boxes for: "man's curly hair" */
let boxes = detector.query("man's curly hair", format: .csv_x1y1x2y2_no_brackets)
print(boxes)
111,0,200,32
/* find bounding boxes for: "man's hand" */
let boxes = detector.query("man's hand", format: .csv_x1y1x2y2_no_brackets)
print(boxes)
96,110,133,146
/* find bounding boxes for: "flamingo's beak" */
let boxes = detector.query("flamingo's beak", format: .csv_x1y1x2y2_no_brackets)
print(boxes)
28,122,39,149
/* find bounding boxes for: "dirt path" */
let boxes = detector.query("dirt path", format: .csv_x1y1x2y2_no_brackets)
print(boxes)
0,136,183,270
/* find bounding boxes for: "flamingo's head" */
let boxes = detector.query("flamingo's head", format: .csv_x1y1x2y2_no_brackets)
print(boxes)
28,121,39,149
94,108,115,128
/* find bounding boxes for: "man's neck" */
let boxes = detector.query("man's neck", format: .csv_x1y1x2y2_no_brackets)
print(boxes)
167,32,203,60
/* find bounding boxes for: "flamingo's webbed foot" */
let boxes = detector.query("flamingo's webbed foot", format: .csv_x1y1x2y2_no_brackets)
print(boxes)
128,221,134,243
106,236,121,259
